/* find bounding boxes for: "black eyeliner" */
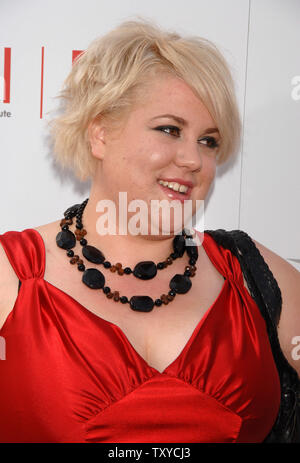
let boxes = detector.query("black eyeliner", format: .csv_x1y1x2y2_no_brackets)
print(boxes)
154,125,219,149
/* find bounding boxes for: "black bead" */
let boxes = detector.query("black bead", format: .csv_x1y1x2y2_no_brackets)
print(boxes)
80,238,87,246
170,252,179,259
189,258,197,266
184,270,191,277
157,263,165,270
124,267,132,274
154,299,163,306
76,223,83,230
64,203,81,218
173,234,186,257
62,224,69,231
133,261,157,280
129,296,154,312
67,250,74,257
185,238,198,260
120,296,128,304
169,274,192,294
82,268,105,289
56,230,76,250
168,290,176,297
103,286,111,294
104,261,111,268
78,264,85,271
82,245,105,264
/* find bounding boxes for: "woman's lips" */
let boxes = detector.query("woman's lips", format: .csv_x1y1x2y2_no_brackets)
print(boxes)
157,182,192,203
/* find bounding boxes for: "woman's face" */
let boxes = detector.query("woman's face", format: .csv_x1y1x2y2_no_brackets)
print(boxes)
89,73,220,234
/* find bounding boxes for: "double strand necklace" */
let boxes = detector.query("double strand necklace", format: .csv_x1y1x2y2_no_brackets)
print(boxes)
56,198,199,313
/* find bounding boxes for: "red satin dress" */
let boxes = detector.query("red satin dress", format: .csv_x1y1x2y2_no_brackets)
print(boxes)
0,228,281,443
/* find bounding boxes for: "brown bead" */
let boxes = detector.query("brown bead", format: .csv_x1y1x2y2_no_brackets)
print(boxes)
106,292,114,299
77,259,83,265
117,268,124,275
110,266,117,272
166,257,173,265
188,265,196,272
113,291,120,302
167,295,174,301
60,218,73,226
75,229,87,240
70,255,79,264
115,263,122,269
161,294,169,305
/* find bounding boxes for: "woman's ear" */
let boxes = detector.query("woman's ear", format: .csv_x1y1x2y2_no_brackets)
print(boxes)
88,119,106,160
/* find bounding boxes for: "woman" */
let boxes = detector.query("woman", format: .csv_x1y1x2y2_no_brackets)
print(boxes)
0,19,299,443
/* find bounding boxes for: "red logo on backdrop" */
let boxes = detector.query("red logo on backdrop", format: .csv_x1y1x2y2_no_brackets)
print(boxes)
1,48,11,104
1,48,84,117
72,50,84,63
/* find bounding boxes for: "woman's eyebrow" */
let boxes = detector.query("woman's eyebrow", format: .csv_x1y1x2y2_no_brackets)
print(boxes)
204,127,220,134
150,114,219,134
150,114,186,125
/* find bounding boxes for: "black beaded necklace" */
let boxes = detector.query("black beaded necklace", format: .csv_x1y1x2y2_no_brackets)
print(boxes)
56,198,199,313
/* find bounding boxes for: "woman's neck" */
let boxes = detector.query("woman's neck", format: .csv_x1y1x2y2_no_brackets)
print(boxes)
82,193,183,268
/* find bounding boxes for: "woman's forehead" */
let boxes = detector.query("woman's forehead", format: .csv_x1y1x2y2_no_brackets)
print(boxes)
131,75,212,119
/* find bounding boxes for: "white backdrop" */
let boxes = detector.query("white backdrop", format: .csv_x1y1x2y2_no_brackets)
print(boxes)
0,0,299,270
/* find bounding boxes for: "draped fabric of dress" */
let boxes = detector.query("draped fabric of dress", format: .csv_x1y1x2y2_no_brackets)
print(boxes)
0,228,281,443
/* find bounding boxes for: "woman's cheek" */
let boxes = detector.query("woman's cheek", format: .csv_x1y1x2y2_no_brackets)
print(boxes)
148,149,173,167
205,156,217,180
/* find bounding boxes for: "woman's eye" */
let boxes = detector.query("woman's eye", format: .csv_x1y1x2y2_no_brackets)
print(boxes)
154,126,220,150
198,136,219,149
155,125,181,137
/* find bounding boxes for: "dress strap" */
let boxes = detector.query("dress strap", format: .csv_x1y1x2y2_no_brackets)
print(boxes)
0,229,45,281
200,230,245,287
204,228,282,325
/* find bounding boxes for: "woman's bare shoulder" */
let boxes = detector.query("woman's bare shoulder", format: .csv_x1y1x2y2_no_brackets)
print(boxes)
33,219,61,240
31,219,63,253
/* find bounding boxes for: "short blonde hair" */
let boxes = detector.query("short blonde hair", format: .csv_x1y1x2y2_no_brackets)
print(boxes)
49,18,242,182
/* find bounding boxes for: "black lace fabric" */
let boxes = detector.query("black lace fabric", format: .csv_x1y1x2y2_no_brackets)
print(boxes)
205,229,300,443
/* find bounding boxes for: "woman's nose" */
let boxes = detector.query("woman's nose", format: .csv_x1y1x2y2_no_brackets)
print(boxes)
175,143,202,172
